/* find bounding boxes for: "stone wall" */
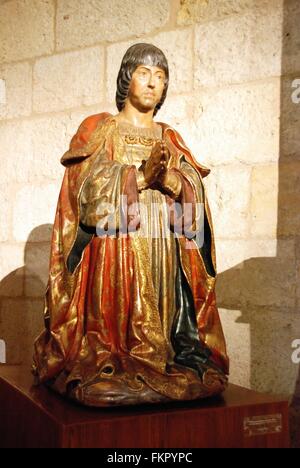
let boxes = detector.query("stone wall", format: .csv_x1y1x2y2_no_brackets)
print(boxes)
0,0,299,445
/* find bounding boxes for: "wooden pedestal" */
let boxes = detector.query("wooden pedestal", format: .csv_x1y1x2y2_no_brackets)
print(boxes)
0,365,289,448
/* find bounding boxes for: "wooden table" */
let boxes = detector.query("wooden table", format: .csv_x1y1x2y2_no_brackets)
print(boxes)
0,365,290,448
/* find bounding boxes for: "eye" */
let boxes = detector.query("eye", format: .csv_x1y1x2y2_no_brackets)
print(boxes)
138,70,147,76
156,74,165,81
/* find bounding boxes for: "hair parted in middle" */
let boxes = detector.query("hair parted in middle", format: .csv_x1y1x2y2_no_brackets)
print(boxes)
116,43,169,117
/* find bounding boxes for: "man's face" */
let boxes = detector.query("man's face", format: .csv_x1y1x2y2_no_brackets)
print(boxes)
127,64,166,112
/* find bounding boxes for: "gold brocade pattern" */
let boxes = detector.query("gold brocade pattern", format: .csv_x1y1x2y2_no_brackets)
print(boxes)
33,115,229,407
124,135,154,146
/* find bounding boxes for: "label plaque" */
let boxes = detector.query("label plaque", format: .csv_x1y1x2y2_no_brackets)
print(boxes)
244,414,282,437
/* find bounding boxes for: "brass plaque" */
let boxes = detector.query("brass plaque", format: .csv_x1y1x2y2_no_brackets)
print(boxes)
244,414,282,437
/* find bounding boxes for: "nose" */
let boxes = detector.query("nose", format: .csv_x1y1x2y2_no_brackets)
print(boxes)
148,74,156,88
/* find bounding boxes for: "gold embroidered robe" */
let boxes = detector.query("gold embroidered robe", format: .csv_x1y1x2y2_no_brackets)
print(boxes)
33,113,229,406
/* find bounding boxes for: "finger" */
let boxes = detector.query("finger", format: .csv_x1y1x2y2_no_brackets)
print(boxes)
154,161,166,174
152,143,163,159
153,140,162,152
161,143,170,162
161,154,168,166
162,141,169,152
154,168,164,181
152,163,164,177
158,162,167,174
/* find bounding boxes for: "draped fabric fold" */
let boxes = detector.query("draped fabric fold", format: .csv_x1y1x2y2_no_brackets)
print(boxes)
33,113,229,406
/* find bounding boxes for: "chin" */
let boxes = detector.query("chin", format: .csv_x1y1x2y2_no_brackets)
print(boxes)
137,103,156,113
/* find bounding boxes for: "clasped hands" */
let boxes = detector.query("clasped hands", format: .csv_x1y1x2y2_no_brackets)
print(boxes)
139,141,182,199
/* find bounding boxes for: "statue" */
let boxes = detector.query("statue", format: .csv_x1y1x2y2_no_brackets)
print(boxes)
33,43,229,406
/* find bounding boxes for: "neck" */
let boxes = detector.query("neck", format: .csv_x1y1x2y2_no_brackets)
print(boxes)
118,102,155,128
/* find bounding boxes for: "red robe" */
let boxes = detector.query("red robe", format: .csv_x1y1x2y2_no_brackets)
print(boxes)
33,113,229,406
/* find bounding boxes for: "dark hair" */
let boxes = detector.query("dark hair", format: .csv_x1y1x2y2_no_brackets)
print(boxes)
116,43,169,116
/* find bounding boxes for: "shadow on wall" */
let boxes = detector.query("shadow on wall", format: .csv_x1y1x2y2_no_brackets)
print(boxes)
216,0,300,447
0,224,52,367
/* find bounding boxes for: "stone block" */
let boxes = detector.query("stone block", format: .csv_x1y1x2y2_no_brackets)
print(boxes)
12,184,61,243
219,308,251,388
0,243,25,296
280,77,300,159
56,0,170,51
0,0,54,63
216,239,296,308
215,240,249,274
220,305,300,397
0,298,44,365
245,307,300,396
33,47,104,113
277,162,300,237
158,94,194,129
0,62,32,120
0,78,5,104
0,191,11,242
28,114,75,182
24,242,50,298
250,165,278,238
191,80,281,166
106,29,193,103
194,8,282,87
0,116,63,184
296,239,300,310
149,29,193,95
0,110,102,185
157,94,210,168
29,108,113,182
204,164,251,239
177,0,283,25
0,120,34,184
281,0,300,75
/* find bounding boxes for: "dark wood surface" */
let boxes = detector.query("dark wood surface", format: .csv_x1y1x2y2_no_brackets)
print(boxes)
0,365,290,448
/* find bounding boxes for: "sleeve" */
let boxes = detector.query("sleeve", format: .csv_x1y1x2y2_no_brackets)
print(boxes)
165,157,205,241
79,144,140,235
